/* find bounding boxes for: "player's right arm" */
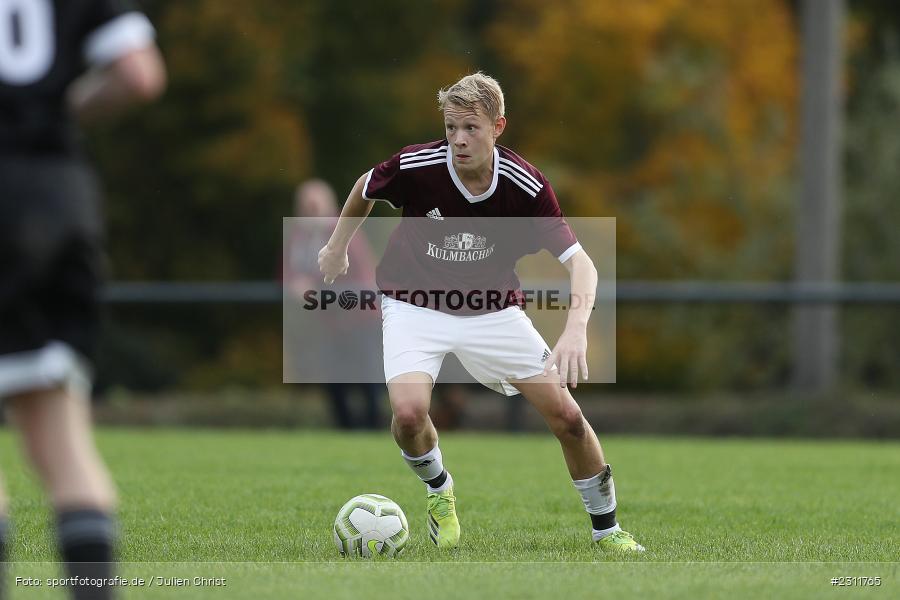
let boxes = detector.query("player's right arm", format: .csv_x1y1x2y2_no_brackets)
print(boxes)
318,173,375,284
320,150,405,284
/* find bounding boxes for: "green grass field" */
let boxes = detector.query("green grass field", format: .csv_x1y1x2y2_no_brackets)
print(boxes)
1,429,897,599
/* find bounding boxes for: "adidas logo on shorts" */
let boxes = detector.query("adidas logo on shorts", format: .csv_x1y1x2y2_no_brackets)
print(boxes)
541,348,551,362
427,208,444,220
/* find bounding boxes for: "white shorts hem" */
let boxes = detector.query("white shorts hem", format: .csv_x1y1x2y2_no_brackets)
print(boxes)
385,370,438,387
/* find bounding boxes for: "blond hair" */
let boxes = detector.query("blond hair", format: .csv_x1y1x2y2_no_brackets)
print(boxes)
437,72,505,121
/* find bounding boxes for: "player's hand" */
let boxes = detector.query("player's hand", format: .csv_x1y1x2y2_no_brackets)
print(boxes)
288,277,314,299
543,329,588,388
318,244,349,284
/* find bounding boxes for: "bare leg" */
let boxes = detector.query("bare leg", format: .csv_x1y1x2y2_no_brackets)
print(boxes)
0,472,7,516
510,373,605,479
389,372,459,547
512,376,645,550
387,372,437,456
5,385,119,597
0,474,10,596
5,387,116,511
0,471,7,566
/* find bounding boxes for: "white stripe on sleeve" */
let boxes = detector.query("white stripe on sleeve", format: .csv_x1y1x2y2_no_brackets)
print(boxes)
498,167,539,197
498,158,543,190
84,12,156,67
362,168,401,208
557,242,583,263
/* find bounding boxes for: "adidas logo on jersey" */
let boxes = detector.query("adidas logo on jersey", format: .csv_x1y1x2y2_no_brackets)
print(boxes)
427,208,444,220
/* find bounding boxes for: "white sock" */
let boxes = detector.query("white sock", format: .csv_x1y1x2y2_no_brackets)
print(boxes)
573,466,618,537
427,470,453,494
572,468,617,515
401,445,445,483
592,523,621,542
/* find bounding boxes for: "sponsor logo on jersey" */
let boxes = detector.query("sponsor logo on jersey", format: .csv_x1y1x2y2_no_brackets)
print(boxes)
445,233,486,250
426,208,444,220
425,232,495,262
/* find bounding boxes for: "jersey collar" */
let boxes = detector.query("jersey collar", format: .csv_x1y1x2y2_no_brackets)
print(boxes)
446,147,499,203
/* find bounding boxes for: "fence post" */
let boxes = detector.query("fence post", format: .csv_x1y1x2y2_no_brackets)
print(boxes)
793,0,845,393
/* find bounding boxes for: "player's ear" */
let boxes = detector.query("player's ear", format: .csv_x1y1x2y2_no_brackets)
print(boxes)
494,116,507,139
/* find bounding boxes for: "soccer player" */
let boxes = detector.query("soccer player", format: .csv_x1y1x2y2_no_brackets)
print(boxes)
319,73,643,553
0,1,165,597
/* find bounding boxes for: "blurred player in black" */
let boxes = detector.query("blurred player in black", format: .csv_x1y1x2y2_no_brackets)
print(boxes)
0,1,165,598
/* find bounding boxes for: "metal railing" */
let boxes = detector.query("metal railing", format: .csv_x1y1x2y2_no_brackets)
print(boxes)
103,281,900,304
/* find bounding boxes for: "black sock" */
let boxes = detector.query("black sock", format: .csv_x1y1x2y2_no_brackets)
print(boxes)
57,509,117,600
590,508,617,531
425,470,448,489
0,516,8,561
0,517,8,595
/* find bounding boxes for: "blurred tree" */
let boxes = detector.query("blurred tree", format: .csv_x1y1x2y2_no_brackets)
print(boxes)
91,0,313,281
491,0,797,279
87,1,316,390
491,0,798,389
87,0,482,389
84,0,900,393
842,1,900,388
295,0,477,193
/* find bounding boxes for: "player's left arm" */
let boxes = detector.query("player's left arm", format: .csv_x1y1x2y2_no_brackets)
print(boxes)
68,6,166,123
68,47,166,123
543,249,598,389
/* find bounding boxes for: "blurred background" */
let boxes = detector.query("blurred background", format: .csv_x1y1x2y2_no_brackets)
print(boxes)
86,0,899,436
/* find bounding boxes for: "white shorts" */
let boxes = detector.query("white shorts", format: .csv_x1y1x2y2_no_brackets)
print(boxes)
381,295,552,396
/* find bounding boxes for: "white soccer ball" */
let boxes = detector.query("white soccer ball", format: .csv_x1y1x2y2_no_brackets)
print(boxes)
333,494,409,557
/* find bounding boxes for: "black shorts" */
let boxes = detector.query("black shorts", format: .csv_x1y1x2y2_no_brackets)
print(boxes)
0,155,105,368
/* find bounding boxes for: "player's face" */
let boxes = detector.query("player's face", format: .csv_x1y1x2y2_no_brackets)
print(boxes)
444,104,506,175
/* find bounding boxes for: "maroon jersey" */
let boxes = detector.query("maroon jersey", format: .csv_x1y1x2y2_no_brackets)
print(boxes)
363,140,581,314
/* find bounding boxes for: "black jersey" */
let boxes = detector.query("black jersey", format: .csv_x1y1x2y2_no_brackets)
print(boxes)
0,0,155,155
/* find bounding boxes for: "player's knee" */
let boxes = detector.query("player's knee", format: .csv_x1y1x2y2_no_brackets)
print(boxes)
550,406,586,440
392,406,428,438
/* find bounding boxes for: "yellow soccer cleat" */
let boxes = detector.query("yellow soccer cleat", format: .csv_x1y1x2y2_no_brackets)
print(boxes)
595,529,646,554
426,486,460,549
